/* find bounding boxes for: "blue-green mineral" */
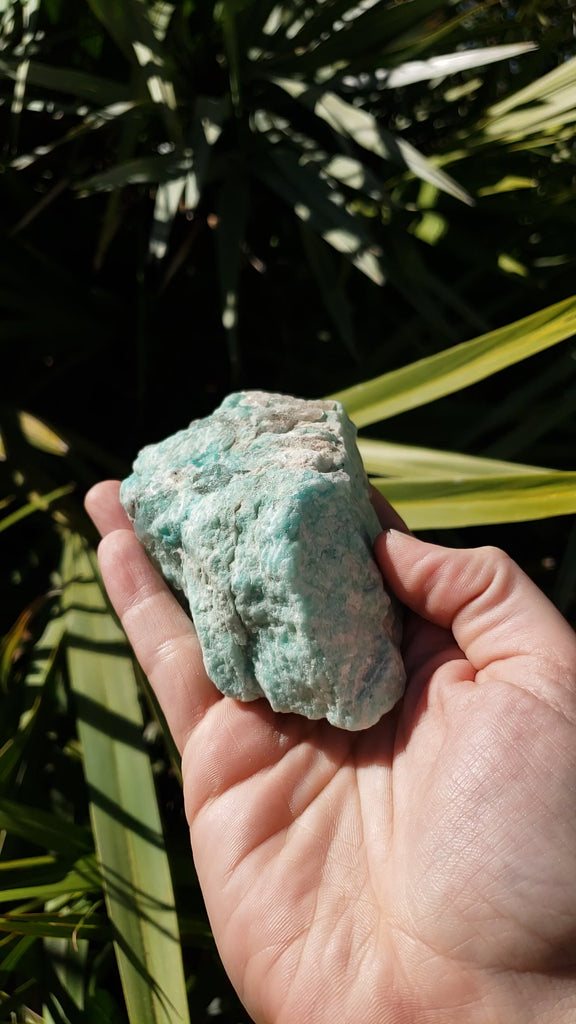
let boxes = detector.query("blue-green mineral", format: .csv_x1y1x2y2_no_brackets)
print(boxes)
120,391,405,730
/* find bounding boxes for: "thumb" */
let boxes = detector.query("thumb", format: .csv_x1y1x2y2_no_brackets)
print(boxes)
375,529,576,709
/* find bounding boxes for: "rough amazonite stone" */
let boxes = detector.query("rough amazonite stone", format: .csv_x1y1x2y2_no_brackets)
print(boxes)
120,391,405,730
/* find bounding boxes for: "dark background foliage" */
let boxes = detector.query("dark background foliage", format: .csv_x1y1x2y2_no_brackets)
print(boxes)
1,1,576,1020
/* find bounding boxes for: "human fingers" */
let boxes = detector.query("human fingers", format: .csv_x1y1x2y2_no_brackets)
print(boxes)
370,486,410,534
98,528,221,753
374,529,576,713
85,480,132,536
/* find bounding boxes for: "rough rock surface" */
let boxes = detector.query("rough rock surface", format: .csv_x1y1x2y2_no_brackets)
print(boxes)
120,391,405,730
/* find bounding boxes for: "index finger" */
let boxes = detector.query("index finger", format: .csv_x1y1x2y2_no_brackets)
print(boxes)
85,480,132,536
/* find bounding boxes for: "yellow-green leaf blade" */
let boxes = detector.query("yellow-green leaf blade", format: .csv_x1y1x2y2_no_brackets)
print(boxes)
372,472,576,530
0,484,74,534
331,295,576,427
358,437,546,479
61,533,190,1024
0,910,109,942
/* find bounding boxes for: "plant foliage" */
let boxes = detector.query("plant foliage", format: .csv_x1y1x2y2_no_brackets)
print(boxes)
1,1,576,1021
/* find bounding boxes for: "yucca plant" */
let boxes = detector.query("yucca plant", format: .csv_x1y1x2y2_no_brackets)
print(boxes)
2,291,576,1021
1,0,574,380
1,1,576,1021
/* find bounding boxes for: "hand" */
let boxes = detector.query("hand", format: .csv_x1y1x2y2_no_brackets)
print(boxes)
86,481,576,1024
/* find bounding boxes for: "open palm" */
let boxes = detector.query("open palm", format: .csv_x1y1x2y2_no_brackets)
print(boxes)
87,482,576,1024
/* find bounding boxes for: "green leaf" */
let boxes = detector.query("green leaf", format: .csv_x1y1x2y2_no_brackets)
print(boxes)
358,437,545,479
274,79,473,204
0,855,100,904
0,910,109,942
339,43,537,90
12,100,137,173
149,1,175,42
86,0,180,142
17,413,68,456
149,176,186,261
480,54,576,145
149,96,225,260
61,533,190,1024
331,294,576,427
79,151,193,193
0,595,54,695
372,471,576,530
487,53,576,120
275,0,445,72
0,56,131,105
0,798,92,858
0,484,74,534
0,933,36,973
255,146,384,283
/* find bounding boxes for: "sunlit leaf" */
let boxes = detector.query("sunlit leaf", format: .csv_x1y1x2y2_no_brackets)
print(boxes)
0,910,109,942
340,43,537,90
0,484,74,534
331,295,576,426
0,56,131,105
358,437,544,479
276,0,444,72
0,855,100,904
86,0,181,142
477,175,537,197
480,54,576,144
372,471,576,529
498,252,529,277
256,146,385,283
61,533,190,1024
11,100,137,172
149,176,186,261
18,413,68,456
149,1,175,42
79,150,192,193
149,97,225,260
487,53,576,119
274,80,473,204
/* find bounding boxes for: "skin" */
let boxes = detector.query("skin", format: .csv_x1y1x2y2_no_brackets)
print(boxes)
86,480,576,1024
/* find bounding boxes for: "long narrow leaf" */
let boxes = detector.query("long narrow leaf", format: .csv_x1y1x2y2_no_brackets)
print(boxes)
0,911,109,942
0,856,100,904
278,0,444,71
0,484,74,534
149,177,186,261
61,533,190,1024
255,146,384,283
87,0,180,143
0,798,92,858
372,472,576,529
0,56,131,105
79,151,192,193
358,437,545,479
487,54,576,119
274,79,473,205
331,295,576,426
149,96,225,260
340,43,537,91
